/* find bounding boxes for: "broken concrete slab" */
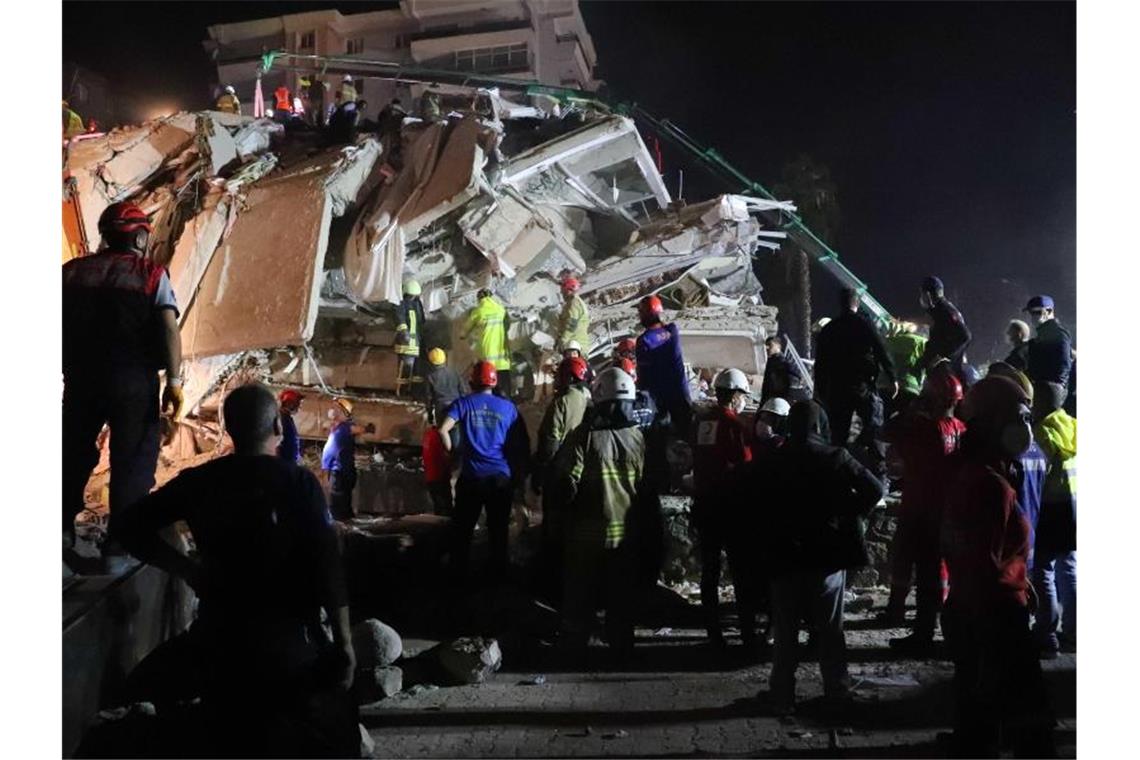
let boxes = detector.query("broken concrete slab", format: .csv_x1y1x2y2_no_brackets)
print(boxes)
433,637,502,685
168,189,232,317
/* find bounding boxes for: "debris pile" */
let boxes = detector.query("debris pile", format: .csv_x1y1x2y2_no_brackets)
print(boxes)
64,88,796,464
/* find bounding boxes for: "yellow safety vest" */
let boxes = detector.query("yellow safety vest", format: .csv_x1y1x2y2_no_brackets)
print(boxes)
464,296,511,370
395,308,419,357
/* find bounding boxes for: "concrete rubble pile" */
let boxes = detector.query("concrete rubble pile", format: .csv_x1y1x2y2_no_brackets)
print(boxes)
64,88,796,466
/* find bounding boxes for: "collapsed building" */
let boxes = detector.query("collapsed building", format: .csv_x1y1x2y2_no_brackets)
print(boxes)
63,88,803,506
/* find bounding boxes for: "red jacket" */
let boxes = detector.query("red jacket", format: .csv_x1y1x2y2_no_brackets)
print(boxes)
422,427,449,484
691,406,752,500
942,458,1030,613
885,412,965,522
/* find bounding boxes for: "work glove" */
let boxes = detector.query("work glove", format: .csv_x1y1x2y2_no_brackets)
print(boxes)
162,380,184,419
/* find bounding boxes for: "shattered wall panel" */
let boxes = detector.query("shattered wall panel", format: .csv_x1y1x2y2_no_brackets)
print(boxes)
168,191,232,318
180,172,332,358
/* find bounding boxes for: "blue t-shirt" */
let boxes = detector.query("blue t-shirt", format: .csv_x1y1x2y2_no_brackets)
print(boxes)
447,392,518,480
278,411,301,464
636,322,690,408
321,421,355,472
1013,438,1048,570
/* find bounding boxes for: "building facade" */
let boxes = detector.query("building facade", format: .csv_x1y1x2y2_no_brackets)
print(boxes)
204,0,598,115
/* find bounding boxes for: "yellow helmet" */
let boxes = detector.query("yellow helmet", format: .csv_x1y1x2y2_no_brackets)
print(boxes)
403,279,422,296
334,398,354,416
428,348,446,366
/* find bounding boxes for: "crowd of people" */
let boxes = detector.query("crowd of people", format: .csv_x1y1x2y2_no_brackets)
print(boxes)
64,202,1075,757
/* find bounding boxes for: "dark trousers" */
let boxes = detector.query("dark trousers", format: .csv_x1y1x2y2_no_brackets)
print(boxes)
770,569,849,705
451,473,513,580
562,538,637,653
825,384,886,477
428,479,454,516
328,469,357,521
63,368,161,542
693,501,760,642
886,515,944,637
942,601,1056,758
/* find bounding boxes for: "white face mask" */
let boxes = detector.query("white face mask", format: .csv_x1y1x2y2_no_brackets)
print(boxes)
919,291,933,309
326,409,337,421
1000,407,1033,457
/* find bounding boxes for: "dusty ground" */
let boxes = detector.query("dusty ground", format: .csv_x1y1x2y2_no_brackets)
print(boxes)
363,587,1076,758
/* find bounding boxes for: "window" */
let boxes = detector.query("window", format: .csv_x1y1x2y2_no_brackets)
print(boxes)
346,38,364,55
453,43,528,73
299,31,315,49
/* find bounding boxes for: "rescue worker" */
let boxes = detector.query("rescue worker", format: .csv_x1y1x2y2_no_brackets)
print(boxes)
273,84,292,115
420,89,442,122
691,368,757,648
634,294,692,436
1031,380,1077,658
117,384,359,758
215,85,241,115
308,75,327,128
277,389,303,464
918,276,972,377
378,98,407,162
941,376,1055,757
321,398,372,521
63,99,85,138
461,288,512,398
813,287,897,478
338,75,358,110
753,396,791,454
884,320,928,418
422,348,468,427
395,279,425,380
533,356,593,598
438,361,526,582
612,337,637,368
1004,319,1032,371
753,400,885,716
1024,294,1073,404
556,276,590,354
881,368,966,651
555,367,646,658
63,202,183,567
760,335,808,403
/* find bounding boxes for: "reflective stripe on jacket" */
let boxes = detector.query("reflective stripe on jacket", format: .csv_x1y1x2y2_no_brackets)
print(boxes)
464,296,511,370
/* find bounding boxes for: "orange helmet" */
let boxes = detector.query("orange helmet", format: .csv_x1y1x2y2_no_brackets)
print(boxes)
471,360,499,388
278,389,303,408
98,202,152,237
616,337,637,357
619,357,637,381
637,295,664,326
561,276,580,294
558,356,589,385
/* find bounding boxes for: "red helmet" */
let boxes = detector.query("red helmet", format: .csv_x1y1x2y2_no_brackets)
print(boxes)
98,202,152,237
558,356,589,385
616,337,637,357
471,360,499,388
561,276,580,294
278,389,303,408
619,357,637,380
923,370,964,407
637,295,664,325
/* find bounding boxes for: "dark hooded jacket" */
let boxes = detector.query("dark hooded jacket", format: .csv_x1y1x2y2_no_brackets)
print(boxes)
745,401,885,574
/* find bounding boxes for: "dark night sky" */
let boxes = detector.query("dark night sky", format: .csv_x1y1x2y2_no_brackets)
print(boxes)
63,1,1075,360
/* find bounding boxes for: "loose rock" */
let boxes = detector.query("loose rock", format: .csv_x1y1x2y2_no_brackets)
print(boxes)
352,619,403,668
435,636,502,684
354,665,404,704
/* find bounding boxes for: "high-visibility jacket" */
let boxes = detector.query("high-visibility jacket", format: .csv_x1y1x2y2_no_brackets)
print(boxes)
216,93,241,115
557,294,590,352
63,107,85,138
1034,409,1076,554
339,83,358,105
560,421,645,549
274,87,291,112
886,332,927,396
395,296,424,357
463,295,510,370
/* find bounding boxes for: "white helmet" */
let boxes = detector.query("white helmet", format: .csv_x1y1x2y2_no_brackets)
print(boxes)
713,368,749,393
760,397,791,417
593,367,636,402
343,74,353,83
812,317,832,335
564,340,582,353
224,85,235,94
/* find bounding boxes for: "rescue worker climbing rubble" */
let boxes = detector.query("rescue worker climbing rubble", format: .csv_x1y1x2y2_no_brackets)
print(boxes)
462,288,513,398
555,367,646,659
918,276,972,379
634,294,692,436
556,276,590,355
63,201,183,570
395,278,425,382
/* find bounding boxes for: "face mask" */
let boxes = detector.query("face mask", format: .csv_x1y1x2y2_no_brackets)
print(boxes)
326,409,337,421
919,292,932,309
